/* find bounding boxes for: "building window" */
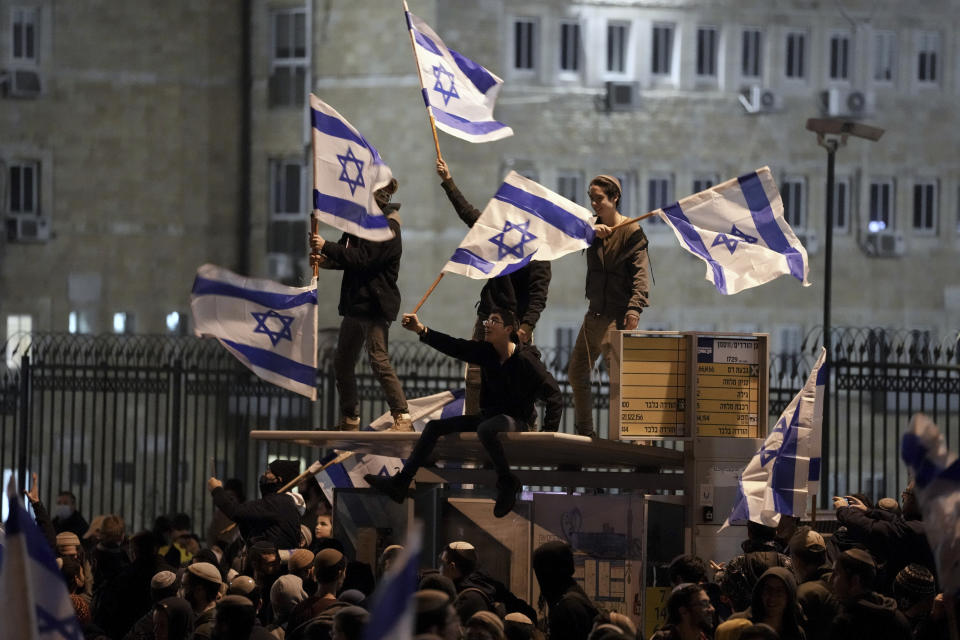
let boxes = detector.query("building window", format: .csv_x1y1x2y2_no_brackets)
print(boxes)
828,32,851,81
646,175,673,223
873,30,896,83
269,8,307,108
696,27,718,77
165,311,182,334
868,178,895,231
7,161,39,214
912,179,938,234
68,311,92,335
917,31,939,83
692,175,717,193
112,312,135,335
5,314,31,369
513,18,537,70
781,177,806,229
785,31,807,79
607,22,629,73
556,171,584,205
270,159,305,219
651,24,674,75
11,6,38,64
832,175,851,233
741,28,762,78
559,21,580,72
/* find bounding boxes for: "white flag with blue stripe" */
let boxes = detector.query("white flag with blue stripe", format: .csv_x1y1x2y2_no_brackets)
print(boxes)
362,521,422,640
314,390,465,504
443,172,595,279
0,481,83,640
190,264,318,400
659,167,810,294
311,95,395,241
723,348,826,529
902,413,960,594
406,8,512,143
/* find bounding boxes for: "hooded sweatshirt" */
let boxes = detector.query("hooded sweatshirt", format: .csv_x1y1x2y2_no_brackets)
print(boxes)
829,589,913,640
727,567,806,640
155,597,195,640
532,542,598,640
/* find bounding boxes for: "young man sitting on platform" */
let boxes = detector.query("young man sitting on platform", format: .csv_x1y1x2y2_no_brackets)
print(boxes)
364,307,562,518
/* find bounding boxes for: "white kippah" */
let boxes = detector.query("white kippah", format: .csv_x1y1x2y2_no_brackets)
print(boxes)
448,541,475,551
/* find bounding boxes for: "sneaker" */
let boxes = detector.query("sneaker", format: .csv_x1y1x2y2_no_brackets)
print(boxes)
389,412,414,432
340,416,360,431
364,473,407,504
574,425,597,439
493,474,522,518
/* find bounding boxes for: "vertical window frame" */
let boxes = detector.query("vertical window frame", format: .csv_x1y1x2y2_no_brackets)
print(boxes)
868,177,896,231
916,30,940,84
832,174,852,234
11,6,39,65
872,30,897,84
606,21,630,74
780,175,807,230
741,27,763,79
268,7,308,108
911,178,938,235
696,26,719,78
269,158,307,221
785,30,808,80
558,20,581,74
512,17,538,71
828,31,852,81
651,23,675,76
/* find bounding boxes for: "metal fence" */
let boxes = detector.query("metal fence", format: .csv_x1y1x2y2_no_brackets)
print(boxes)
1,327,957,533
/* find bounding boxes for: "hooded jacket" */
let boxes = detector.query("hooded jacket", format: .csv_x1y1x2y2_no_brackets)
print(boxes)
440,178,551,333
829,590,913,640
584,221,649,319
532,542,598,640
453,570,538,626
155,597,195,640
727,567,806,640
796,563,840,640
320,204,403,321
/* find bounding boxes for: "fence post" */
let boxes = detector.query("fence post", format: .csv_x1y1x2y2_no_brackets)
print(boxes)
17,354,31,500
169,358,183,514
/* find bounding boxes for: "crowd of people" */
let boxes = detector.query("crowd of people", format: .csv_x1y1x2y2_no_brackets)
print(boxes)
20,458,956,640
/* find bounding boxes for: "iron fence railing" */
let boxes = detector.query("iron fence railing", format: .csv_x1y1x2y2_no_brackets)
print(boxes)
1,327,957,532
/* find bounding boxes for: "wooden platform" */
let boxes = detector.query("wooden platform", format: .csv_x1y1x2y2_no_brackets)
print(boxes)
249,430,686,480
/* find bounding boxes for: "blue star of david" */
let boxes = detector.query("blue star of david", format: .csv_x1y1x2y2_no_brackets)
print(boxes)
759,416,790,466
336,146,365,196
432,64,459,106
251,309,295,347
37,605,84,638
711,224,760,254
488,220,538,260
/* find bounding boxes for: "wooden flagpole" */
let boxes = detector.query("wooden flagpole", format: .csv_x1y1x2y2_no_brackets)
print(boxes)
403,0,444,163
309,212,322,278
412,272,445,314
610,210,659,230
278,450,356,494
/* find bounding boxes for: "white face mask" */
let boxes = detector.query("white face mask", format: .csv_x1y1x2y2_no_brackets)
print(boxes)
53,504,74,520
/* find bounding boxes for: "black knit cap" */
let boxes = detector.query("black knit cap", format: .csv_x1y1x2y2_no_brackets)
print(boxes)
894,564,936,600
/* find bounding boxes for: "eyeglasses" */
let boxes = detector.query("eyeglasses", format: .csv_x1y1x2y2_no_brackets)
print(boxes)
482,317,503,327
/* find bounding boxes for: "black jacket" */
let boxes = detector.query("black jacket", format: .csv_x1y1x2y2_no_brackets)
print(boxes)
440,178,551,331
829,591,913,640
320,206,402,321
836,506,937,589
796,564,840,640
454,570,538,625
420,329,562,430
585,222,649,319
211,488,301,550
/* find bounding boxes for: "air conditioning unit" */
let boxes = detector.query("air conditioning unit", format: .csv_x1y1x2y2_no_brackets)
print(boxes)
738,85,779,114
863,230,905,258
794,230,819,255
6,215,50,242
4,69,42,98
819,88,871,117
603,81,638,112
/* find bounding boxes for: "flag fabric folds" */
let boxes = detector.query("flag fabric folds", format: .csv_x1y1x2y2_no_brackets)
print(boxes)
405,9,513,143
0,483,83,640
658,167,811,295
723,348,827,528
901,413,960,594
361,522,422,640
191,264,318,400
442,172,595,279
313,390,465,504
311,94,395,241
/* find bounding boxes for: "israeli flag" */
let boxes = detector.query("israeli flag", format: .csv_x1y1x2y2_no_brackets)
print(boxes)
362,521,422,640
406,9,513,143
0,481,83,640
191,264,318,400
659,167,810,294
443,172,595,279
311,94,395,241
723,348,827,529
902,413,960,594
313,390,465,505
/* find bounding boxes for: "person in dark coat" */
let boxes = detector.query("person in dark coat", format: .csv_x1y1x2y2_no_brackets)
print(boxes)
310,179,411,432
719,567,805,640
833,483,937,592
438,541,536,625
153,596,195,640
208,464,301,550
52,490,90,538
365,308,563,518
435,159,552,417
716,522,791,613
531,541,598,640
829,548,912,640
787,527,839,640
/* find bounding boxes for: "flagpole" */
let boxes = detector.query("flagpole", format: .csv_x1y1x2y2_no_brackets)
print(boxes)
412,272,445,314
278,450,355,494
611,210,659,230
402,0,444,163
309,213,321,278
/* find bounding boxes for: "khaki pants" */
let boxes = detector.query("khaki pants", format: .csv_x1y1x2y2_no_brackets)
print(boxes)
334,316,408,418
567,311,621,437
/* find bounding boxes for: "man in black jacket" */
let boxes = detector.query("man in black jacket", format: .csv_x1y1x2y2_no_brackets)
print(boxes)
365,307,562,518
310,179,411,431
208,464,301,550
532,540,599,640
436,160,551,416
829,548,912,640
